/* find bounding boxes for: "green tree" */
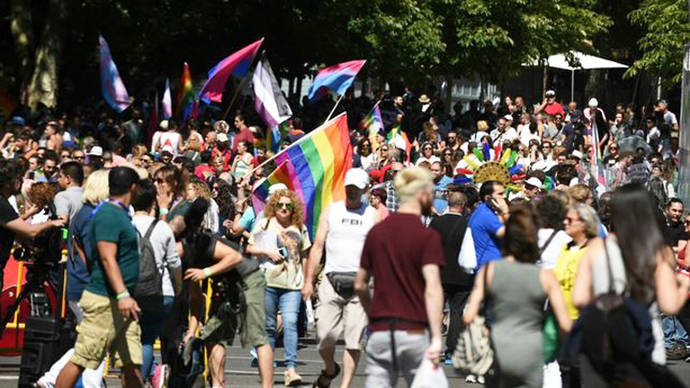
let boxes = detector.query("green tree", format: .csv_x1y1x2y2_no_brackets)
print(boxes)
626,0,690,86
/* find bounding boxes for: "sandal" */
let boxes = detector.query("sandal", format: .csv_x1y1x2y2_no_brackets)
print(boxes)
285,370,303,386
312,362,341,388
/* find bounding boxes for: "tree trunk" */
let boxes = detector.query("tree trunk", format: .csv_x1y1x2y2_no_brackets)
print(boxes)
10,0,34,103
25,0,65,110
444,75,453,114
584,69,605,104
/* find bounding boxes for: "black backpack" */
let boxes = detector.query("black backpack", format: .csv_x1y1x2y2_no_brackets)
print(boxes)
133,219,162,299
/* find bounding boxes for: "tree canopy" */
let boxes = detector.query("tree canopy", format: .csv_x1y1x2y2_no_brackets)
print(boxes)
625,0,690,87
1,0,618,111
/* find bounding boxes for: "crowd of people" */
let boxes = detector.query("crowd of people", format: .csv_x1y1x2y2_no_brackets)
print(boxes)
0,86,689,388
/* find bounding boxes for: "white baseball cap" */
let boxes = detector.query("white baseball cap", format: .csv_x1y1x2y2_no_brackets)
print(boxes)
344,168,369,189
572,150,583,160
88,146,103,157
525,177,542,188
161,145,174,154
503,114,513,121
588,98,598,108
159,120,169,130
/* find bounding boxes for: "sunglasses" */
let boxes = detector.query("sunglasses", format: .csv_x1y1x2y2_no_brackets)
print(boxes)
154,178,165,184
610,147,618,151
275,202,294,211
381,148,389,151
424,147,432,151
73,155,85,160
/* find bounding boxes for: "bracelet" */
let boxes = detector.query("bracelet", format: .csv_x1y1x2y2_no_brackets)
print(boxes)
116,291,130,300
204,268,213,279
159,208,169,215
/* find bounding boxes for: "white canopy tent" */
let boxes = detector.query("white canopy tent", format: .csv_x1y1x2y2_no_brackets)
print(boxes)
525,51,629,101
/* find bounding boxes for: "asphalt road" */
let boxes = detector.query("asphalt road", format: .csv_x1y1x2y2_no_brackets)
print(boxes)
1,333,690,387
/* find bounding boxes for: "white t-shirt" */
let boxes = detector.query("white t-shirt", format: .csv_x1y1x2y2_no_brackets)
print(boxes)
156,132,182,155
537,229,572,269
132,215,181,297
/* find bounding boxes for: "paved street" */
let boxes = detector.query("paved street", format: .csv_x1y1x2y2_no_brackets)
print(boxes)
2,331,690,387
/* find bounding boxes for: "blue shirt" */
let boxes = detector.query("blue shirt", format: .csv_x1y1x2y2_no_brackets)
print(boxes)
468,202,503,268
66,203,95,301
433,176,453,213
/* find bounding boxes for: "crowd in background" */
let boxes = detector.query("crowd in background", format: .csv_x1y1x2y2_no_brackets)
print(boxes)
0,86,689,388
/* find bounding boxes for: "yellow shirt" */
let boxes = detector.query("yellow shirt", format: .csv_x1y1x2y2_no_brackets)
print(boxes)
553,243,587,320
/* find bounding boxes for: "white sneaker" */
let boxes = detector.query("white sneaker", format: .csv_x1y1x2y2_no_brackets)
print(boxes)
465,374,477,383
477,375,485,384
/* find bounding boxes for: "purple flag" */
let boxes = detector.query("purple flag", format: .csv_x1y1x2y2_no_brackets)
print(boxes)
99,35,130,113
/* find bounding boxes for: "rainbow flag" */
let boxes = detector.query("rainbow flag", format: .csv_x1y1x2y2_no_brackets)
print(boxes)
199,38,263,103
175,62,194,118
99,35,131,113
360,102,384,150
590,120,607,187
387,125,412,163
308,60,366,102
252,113,353,238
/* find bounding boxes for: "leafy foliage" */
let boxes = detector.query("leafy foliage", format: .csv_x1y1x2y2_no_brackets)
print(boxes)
626,0,690,86
1,0,612,108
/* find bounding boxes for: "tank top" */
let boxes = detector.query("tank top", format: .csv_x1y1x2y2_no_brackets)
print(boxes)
324,201,375,274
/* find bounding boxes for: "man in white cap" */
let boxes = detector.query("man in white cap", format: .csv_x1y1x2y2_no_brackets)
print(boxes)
490,116,518,143
538,90,564,116
303,168,378,388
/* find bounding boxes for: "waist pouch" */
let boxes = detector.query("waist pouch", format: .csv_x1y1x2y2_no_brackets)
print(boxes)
326,271,357,300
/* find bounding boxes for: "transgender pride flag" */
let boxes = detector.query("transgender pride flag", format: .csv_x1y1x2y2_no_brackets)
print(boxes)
99,35,130,113
308,60,366,102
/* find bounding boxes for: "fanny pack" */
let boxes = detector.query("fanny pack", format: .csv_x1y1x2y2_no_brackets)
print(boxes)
326,272,357,300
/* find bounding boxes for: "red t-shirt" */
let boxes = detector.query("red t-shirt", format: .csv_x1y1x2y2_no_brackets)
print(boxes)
233,126,254,152
544,102,564,116
360,213,445,331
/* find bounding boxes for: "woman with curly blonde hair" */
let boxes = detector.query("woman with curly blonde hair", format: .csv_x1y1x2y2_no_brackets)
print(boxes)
246,189,310,385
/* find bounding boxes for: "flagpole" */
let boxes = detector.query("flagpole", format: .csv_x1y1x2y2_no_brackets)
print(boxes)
248,111,347,177
324,93,345,123
221,75,251,121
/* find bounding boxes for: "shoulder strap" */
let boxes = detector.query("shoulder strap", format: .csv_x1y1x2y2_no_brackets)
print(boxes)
539,230,559,255
602,237,616,295
144,219,159,240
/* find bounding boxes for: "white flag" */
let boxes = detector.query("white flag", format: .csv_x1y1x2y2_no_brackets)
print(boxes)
252,58,292,128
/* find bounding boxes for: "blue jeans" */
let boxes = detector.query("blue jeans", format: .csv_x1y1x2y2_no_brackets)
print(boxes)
265,287,301,368
661,314,689,349
140,296,175,379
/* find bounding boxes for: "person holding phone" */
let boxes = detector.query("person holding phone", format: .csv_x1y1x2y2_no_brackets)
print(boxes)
246,189,311,386
468,180,510,271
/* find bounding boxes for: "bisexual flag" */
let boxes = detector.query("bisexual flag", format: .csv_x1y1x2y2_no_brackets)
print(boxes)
307,60,366,102
199,38,263,103
99,35,130,113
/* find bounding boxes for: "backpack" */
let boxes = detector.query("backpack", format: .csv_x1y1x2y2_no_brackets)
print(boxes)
133,219,162,299
578,237,654,378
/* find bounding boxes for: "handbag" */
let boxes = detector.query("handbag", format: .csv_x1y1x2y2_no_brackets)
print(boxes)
458,226,477,272
540,230,560,363
452,262,494,375
326,272,357,300
542,304,559,362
